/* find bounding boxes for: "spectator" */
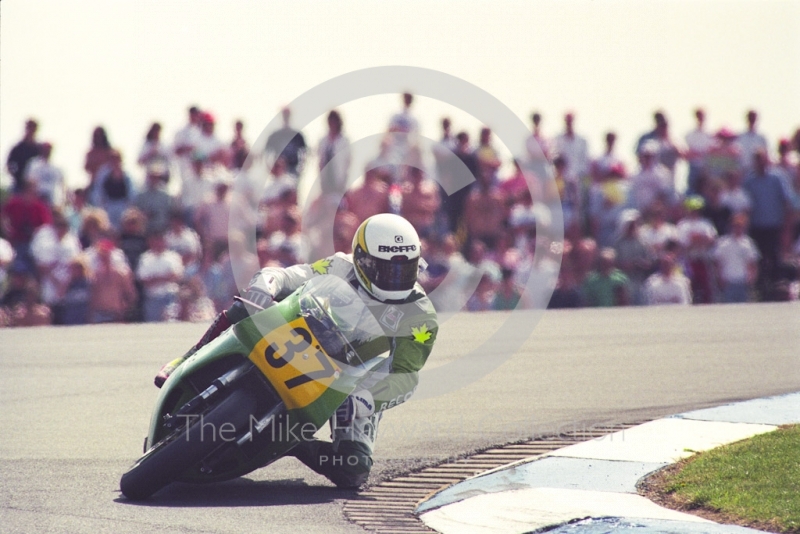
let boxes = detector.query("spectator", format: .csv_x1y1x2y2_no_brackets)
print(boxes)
525,112,551,163
8,279,51,327
84,126,116,195
60,257,91,325
432,117,457,183
25,142,66,208
136,231,183,322
677,196,718,303
548,240,583,309
1,262,31,311
317,110,351,195
700,178,732,236
704,128,741,183
614,209,654,305
135,166,175,233
736,110,768,174
502,159,541,208
342,167,391,224
91,150,135,231
0,237,13,299
388,92,419,134
463,162,507,247
552,155,581,239
743,149,800,294
713,213,759,303
466,272,497,312
441,131,478,234
173,105,202,200
401,166,441,237
195,112,230,168
65,188,89,236
89,238,137,323
552,112,590,183
635,111,681,182
474,127,501,182
229,120,250,170
117,208,148,320
78,207,112,249
267,207,308,266
719,169,751,215
644,252,692,305
591,132,623,182
137,122,171,182
685,108,715,194
30,211,81,323
165,277,216,323
588,162,628,248
581,247,630,307
639,202,678,254
492,268,522,310
194,180,229,254
265,107,307,177
1,180,52,271
179,112,227,223
6,119,40,192
166,210,202,264
201,242,238,313
332,209,360,254
628,140,673,213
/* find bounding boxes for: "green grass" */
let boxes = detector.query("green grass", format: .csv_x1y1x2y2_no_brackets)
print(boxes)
664,425,800,533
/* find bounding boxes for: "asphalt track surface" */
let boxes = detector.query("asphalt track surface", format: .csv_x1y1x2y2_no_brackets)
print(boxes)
1,303,798,533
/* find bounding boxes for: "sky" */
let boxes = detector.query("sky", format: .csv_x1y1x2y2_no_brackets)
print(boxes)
1,0,799,191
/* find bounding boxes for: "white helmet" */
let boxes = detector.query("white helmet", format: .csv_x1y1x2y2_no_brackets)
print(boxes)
352,214,421,302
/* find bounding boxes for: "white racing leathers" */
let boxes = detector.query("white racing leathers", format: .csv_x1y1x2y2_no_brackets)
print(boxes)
244,252,438,454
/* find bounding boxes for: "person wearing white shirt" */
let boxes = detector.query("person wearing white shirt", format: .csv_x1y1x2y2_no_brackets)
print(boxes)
25,143,66,208
136,232,184,322
736,110,768,173
628,141,673,213
685,108,715,194
525,112,551,163
317,110,351,195
30,214,82,318
644,253,692,305
552,112,590,182
713,213,759,303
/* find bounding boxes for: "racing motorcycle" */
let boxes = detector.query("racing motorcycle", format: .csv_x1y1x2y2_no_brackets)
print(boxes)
120,275,389,500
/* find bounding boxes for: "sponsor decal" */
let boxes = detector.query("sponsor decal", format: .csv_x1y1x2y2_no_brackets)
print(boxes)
394,235,404,243
411,323,432,344
379,305,404,332
378,244,417,253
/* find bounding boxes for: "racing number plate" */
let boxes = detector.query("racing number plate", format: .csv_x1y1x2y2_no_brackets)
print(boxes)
248,317,341,410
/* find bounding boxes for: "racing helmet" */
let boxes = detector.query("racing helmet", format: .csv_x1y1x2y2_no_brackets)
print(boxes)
352,214,421,302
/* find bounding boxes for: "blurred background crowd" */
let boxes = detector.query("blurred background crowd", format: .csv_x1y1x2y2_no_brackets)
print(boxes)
2,94,799,327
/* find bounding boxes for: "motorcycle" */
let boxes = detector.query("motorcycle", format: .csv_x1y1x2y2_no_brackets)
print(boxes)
120,275,389,500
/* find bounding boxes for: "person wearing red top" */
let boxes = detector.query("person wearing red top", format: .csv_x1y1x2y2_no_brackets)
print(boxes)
1,181,52,271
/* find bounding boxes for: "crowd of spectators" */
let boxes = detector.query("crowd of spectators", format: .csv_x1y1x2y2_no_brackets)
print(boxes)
2,98,800,327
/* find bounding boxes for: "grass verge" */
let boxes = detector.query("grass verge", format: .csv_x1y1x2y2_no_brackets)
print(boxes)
640,425,800,533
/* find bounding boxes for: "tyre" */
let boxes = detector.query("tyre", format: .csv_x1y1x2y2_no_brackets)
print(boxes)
120,389,257,500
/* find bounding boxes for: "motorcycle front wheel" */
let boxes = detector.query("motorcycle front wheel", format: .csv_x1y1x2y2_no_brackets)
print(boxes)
120,388,257,500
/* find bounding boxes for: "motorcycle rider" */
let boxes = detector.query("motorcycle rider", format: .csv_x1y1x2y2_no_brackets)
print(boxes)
154,213,438,489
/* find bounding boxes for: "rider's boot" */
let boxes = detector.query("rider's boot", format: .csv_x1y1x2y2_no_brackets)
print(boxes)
154,310,233,388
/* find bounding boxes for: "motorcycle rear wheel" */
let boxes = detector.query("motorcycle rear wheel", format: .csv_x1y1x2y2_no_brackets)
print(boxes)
120,388,257,500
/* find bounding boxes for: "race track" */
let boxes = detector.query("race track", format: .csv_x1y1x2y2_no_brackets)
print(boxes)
1,303,798,533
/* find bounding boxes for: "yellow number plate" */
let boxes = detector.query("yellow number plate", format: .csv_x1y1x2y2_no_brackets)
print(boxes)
248,317,341,410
